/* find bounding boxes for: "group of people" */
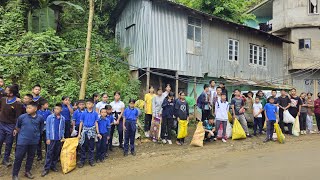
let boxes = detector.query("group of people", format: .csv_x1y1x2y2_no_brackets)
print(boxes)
0,77,139,180
1,75,320,180
198,80,320,143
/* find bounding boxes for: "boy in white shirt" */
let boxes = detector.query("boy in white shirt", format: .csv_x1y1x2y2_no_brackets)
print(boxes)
215,93,229,142
253,97,263,136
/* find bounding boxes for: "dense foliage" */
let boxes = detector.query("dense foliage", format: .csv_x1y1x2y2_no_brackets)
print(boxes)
176,0,263,23
0,0,140,105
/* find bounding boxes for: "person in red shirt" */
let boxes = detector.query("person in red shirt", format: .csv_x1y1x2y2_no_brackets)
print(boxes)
313,93,320,133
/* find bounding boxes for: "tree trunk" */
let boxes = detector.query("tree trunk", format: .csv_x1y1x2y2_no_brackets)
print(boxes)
79,0,94,99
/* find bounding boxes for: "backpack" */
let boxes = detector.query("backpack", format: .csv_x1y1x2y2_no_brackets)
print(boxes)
196,94,203,109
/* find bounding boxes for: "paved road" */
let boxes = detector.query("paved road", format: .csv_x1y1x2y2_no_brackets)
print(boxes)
132,140,320,180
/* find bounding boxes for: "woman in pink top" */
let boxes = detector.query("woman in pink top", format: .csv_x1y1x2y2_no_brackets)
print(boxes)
313,92,320,133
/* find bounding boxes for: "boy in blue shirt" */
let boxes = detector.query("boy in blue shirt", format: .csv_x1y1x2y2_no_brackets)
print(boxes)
12,102,44,180
61,96,74,138
36,99,51,161
123,99,139,157
264,97,278,143
41,103,65,177
77,99,100,168
72,100,86,136
96,105,113,162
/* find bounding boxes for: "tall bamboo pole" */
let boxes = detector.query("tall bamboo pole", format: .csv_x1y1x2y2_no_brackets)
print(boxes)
79,0,94,99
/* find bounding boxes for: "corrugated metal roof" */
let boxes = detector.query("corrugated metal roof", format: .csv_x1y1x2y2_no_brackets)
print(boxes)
221,76,293,89
109,0,293,44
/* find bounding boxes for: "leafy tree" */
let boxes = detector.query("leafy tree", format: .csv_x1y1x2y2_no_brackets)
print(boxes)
176,0,263,23
0,0,140,106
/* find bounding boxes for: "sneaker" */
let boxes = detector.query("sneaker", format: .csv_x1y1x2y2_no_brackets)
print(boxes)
77,162,84,168
89,162,95,167
304,130,308,135
24,172,34,179
131,151,136,156
263,138,270,143
12,175,19,180
247,134,253,138
162,139,167,144
213,138,217,141
124,152,129,157
222,139,227,143
176,141,181,146
41,170,49,177
167,140,173,145
145,132,150,138
301,131,304,135
152,139,157,143
2,160,12,167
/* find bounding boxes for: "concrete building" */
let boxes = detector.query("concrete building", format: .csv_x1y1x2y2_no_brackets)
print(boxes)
247,0,320,94
110,0,292,100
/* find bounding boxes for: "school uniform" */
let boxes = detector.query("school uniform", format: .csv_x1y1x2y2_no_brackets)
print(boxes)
123,107,139,154
0,97,23,164
36,109,52,159
61,104,73,138
79,110,99,164
144,93,155,132
12,113,44,177
96,115,112,161
109,101,125,149
199,92,211,121
32,96,45,109
44,114,65,171
72,108,85,134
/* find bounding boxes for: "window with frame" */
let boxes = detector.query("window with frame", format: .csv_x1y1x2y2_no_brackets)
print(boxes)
299,39,311,49
187,17,202,54
228,39,239,61
249,44,267,66
309,0,319,14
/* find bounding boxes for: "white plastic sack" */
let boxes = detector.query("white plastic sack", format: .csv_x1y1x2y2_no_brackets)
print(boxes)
283,110,295,124
226,121,232,139
71,126,78,137
306,115,313,132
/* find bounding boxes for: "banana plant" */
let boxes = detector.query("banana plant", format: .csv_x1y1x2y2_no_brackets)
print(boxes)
28,0,84,33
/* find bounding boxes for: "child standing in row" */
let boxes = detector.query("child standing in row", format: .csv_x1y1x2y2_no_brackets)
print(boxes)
264,97,278,143
123,99,139,156
96,106,113,162
41,103,65,177
161,92,175,144
78,99,100,168
72,100,86,136
36,100,51,161
175,92,189,145
215,93,229,142
12,102,44,180
253,97,263,136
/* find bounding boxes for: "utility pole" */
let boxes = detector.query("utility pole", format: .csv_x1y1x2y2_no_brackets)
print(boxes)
79,0,94,99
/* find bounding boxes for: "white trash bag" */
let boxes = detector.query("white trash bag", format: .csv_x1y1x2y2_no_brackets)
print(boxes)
226,121,232,139
283,110,295,124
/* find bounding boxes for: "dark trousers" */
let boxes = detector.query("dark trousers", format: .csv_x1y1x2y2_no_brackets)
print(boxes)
80,136,95,163
201,110,211,121
36,131,46,158
299,112,307,131
44,140,61,170
279,109,285,132
215,120,227,139
261,111,266,128
144,114,152,131
316,114,320,131
12,144,37,176
64,121,71,138
253,117,263,134
161,117,173,140
266,121,275,139
124,121,136,153
109,119,123,149
96,133,108,160
0,122,15,162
